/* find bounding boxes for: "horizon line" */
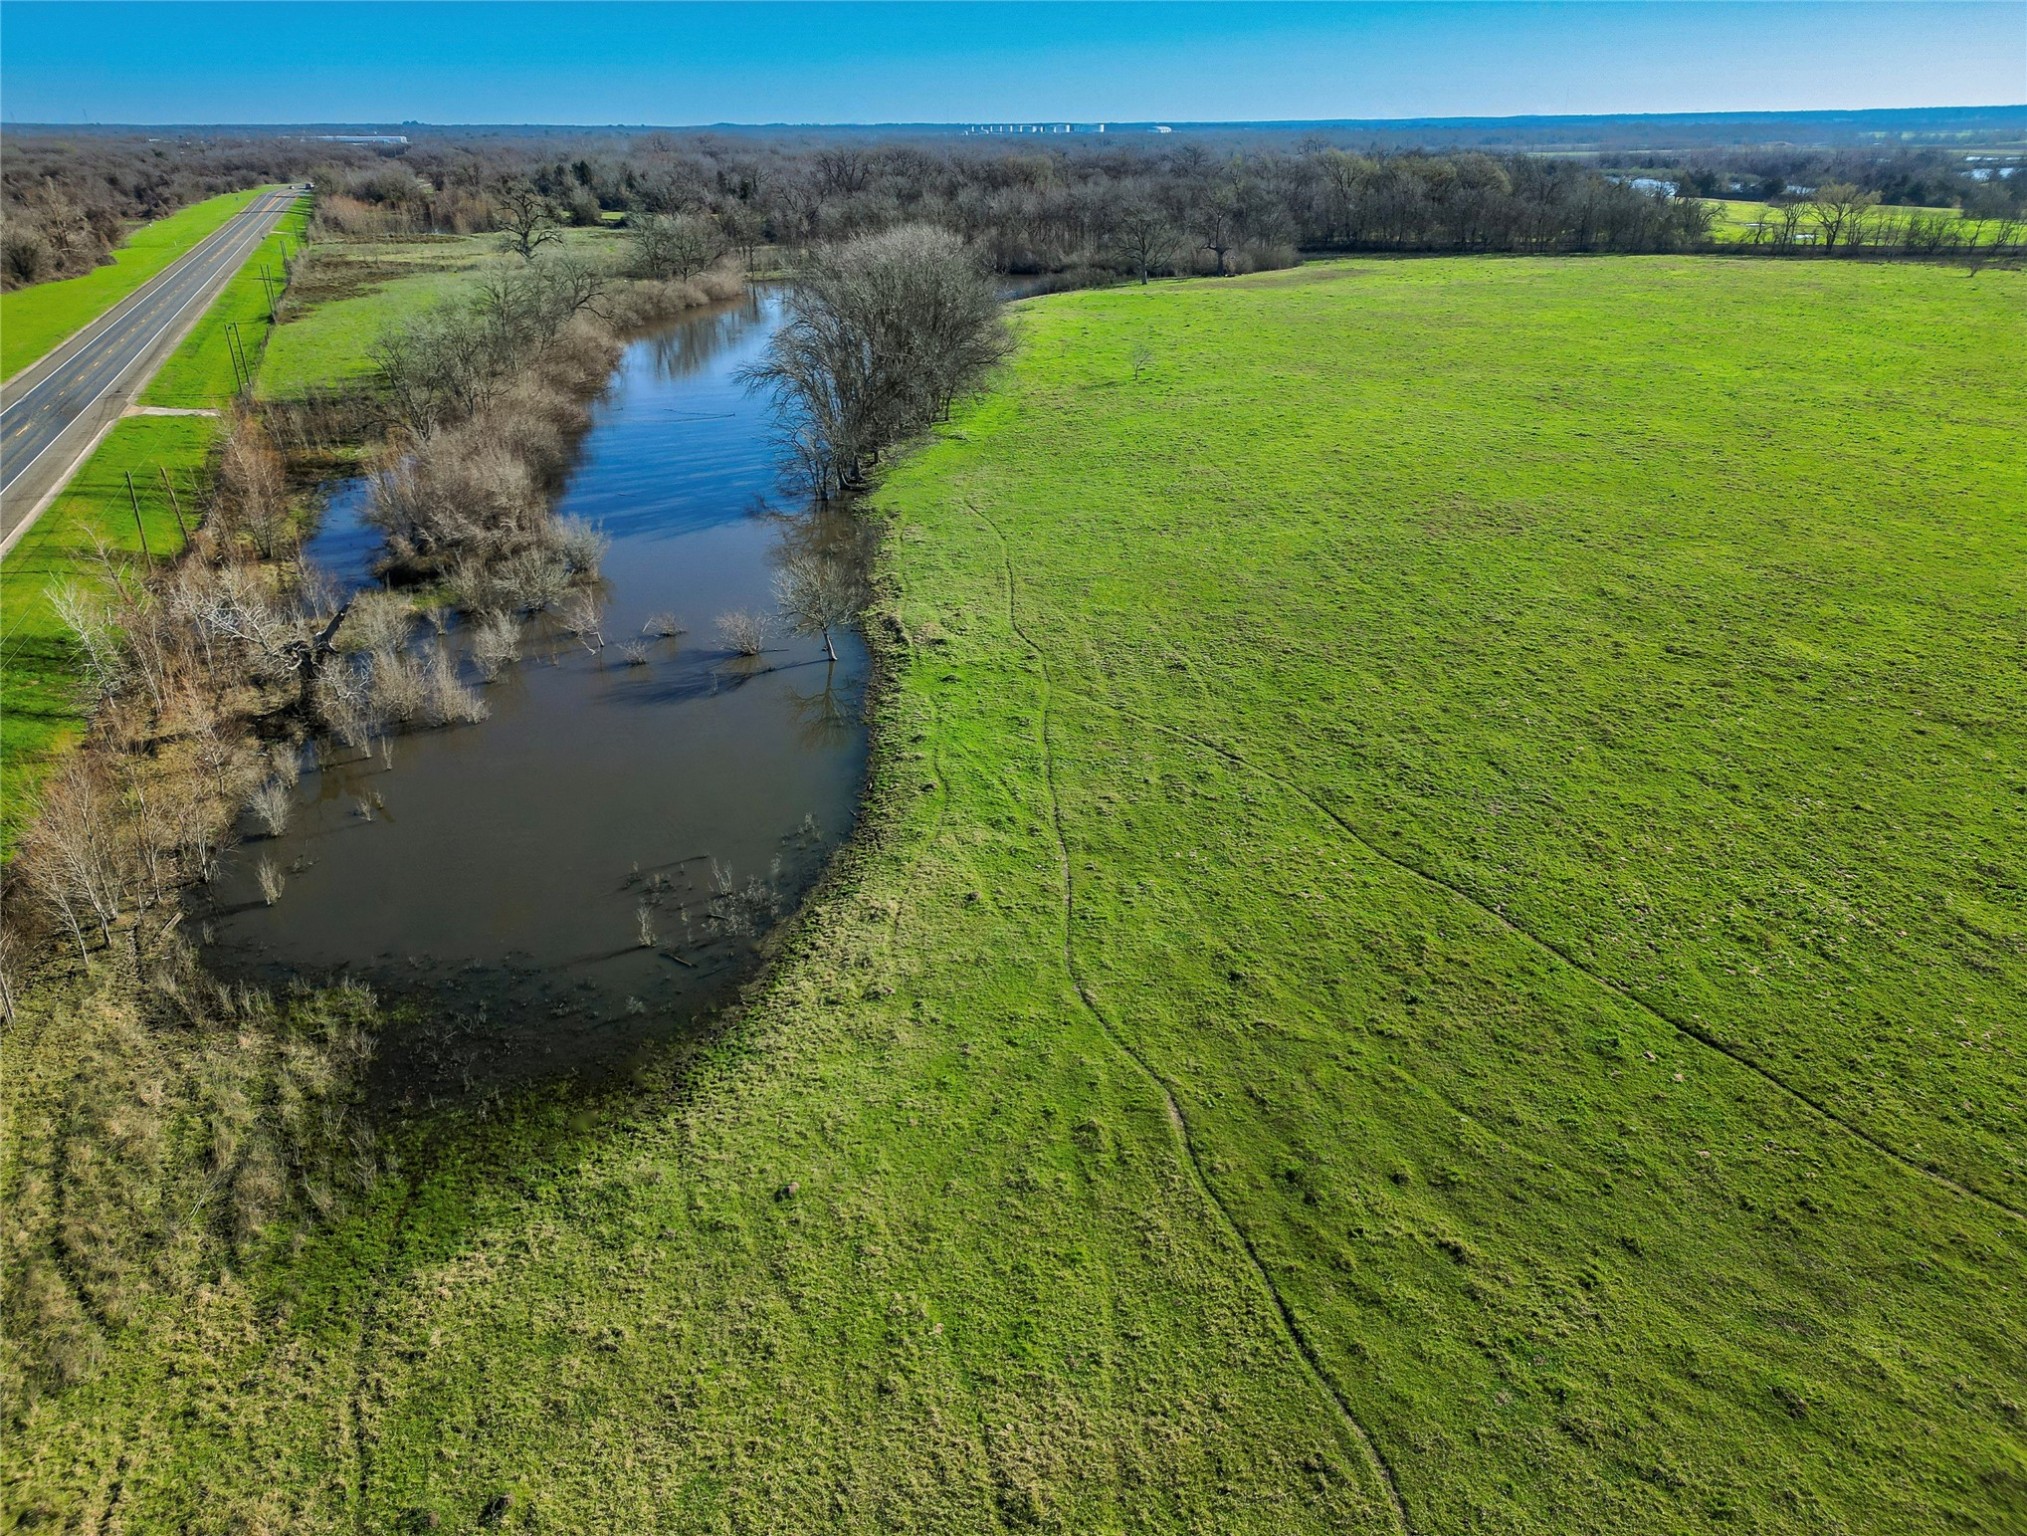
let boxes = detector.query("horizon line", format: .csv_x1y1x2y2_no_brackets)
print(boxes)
9,102,2026,133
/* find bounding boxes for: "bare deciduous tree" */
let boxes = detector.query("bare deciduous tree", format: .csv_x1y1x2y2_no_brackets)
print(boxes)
742,224,1010,500
1111,198,1180,284
720,202,765,270
16,756,129,957
773,546,864,663
49,581,127,701
494,179,563,262
1809,183,1882,251
215,413,293,558
1190,181,1242,276
630,212,723,280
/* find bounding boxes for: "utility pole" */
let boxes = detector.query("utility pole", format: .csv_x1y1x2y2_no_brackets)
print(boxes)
125,472,153,561
223,322,246,394
226,322,252,397
159,465,189,544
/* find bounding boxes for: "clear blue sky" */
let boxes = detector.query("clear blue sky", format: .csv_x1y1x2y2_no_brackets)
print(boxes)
2,2,2020,126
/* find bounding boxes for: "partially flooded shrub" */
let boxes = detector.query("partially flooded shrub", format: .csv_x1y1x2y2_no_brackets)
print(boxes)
255,858,285,906
717,609,771,656
424,648,489,725
366,427,544,577
617,639,651,666
497,547,571,613
444,557,513,617
248,780,291,839
559,588,605,650
553,516,609,580
339,590,415,656
706,857,782,938
470,613,522,681
601,270,745,329
644,611,684,638
312,661,382,748
366,649,429,724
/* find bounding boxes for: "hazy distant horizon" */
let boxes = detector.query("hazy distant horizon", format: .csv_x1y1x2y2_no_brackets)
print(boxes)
6,105,2026,136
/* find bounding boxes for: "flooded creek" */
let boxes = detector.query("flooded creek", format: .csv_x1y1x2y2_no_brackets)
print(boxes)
200,291,870,1101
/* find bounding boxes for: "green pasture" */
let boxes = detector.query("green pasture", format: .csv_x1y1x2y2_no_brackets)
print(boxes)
0,189,262,381
258,226,629,398
11,257,2021,1534
1703,195,2003,243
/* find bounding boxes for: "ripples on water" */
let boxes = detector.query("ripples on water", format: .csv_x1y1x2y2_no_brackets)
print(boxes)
202,291,871,1102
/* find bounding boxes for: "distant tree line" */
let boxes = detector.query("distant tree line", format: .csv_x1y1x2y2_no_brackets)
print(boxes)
1724,182,2022,258
349,139,1715,271
212,134,2027,270
6,126,2020,293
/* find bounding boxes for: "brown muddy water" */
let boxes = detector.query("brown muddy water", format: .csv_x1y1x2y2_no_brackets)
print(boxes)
198,291,870,1103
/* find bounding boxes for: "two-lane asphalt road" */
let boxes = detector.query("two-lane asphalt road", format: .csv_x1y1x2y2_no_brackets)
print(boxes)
0,186,302,556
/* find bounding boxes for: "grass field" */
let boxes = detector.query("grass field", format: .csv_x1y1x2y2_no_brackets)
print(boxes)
0,189,262,380
1703,196,2004,243
258,227,628,397
9,257,2021,1534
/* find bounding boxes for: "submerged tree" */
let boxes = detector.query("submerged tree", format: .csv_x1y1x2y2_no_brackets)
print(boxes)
773,545,864,664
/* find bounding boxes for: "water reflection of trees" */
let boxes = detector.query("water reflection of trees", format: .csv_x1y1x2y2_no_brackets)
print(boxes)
765,501,874,666
643,291,767,382
788,674,857,751
767,500,875,579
